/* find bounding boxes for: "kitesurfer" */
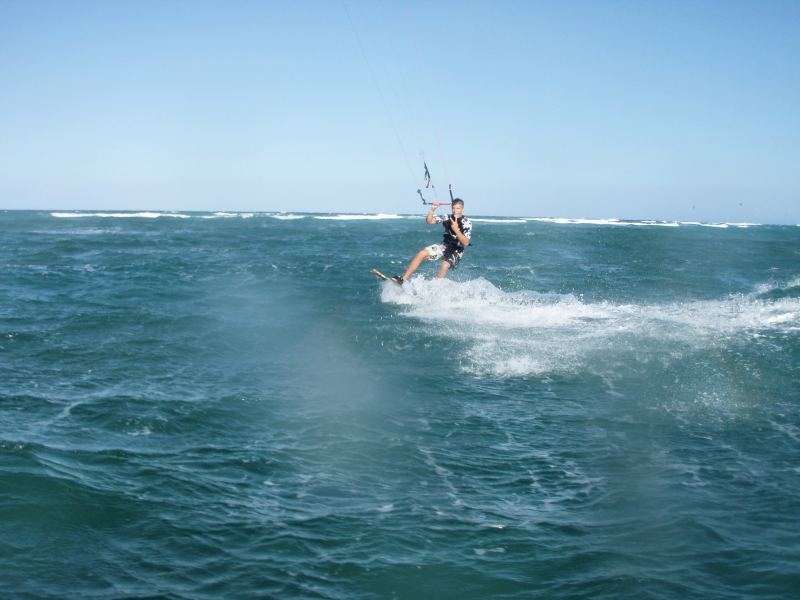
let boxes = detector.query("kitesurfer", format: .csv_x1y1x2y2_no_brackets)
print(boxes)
392,198,472,284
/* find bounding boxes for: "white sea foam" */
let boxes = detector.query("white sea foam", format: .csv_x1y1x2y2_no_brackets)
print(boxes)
380,277,800,378
691,222,759,228
525,217,679,227
525,217,628,226
637,220,681,227
270,213,306,220
522,217,762,228
51,211,190,219
314,213,405,220
754,277,800,295
471,218,528,224
199,212,256,219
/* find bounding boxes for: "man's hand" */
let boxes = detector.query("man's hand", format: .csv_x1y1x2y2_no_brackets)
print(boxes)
450,216,461,233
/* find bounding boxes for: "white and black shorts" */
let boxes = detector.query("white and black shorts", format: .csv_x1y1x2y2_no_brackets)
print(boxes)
425,244,464,268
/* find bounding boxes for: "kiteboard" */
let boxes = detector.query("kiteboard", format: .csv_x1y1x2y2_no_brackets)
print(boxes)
372,269,402,285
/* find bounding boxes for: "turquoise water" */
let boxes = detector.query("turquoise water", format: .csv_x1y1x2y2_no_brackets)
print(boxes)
2,210,799,599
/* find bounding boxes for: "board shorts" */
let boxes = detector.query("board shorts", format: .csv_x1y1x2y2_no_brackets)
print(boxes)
425,243,464,268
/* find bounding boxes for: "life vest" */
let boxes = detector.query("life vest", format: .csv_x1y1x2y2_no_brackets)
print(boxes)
442,216,467,251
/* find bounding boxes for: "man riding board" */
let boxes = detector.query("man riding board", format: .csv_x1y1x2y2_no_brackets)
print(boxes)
392,198,472,284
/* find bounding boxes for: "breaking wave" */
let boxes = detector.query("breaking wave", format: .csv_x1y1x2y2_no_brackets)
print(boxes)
51,211,191,219
314,213,407,221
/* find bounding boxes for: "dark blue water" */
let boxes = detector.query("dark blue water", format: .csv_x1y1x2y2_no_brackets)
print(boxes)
2,210,799,599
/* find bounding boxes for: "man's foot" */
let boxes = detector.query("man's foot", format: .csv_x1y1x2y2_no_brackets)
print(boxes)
391,275,404,286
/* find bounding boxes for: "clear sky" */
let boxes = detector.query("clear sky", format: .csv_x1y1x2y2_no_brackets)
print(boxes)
1,0,798,223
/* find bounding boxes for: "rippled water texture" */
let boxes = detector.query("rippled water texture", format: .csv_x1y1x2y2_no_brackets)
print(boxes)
1,211,799,598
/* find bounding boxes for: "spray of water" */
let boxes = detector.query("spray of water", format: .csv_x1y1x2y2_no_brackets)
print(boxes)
381,277,799,378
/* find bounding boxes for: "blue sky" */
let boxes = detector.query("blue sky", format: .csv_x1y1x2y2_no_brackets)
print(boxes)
1,0,798,222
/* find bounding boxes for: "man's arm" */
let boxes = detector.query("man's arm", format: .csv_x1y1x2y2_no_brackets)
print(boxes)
450,217,470,246
426,204,439,225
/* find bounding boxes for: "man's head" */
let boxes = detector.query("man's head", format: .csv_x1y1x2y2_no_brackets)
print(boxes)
451,198,464,217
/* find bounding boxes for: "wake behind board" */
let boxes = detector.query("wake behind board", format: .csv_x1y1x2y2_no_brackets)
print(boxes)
372,268,402,285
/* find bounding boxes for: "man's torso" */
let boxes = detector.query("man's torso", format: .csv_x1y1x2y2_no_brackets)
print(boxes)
434,215,472,250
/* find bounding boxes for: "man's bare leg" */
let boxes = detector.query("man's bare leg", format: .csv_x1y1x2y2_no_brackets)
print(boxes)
437,261,452,279
402,249,431,281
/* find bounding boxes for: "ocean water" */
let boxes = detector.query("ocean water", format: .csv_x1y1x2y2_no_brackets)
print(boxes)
1,210,799,599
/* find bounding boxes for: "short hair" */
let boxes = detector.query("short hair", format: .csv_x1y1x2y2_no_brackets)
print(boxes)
451,198,464,207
